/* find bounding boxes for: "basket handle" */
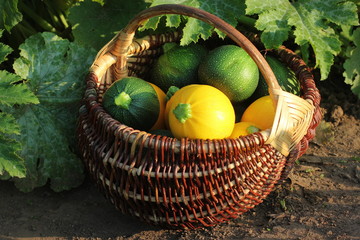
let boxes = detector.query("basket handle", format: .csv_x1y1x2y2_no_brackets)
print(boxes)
92,4,282,98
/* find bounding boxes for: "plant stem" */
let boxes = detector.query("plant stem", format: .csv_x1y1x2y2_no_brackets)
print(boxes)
17,22,37,37
236,15,260,35
19,20,38,36
44,1,63,30
18,1,59,34
57,10,70,29
237,15,256,28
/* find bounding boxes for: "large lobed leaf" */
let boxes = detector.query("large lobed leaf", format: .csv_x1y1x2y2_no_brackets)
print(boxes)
246,0,359,80
143,0,246,45
1,31,38,107
343,28,360,98
14,33,94,105
11,32,96,192
0,29,38,179
68,0,148,50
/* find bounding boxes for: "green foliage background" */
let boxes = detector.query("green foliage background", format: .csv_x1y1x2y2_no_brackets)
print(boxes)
0,0,359,192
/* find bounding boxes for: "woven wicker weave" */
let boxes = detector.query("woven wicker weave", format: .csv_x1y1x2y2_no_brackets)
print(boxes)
77,4,322,229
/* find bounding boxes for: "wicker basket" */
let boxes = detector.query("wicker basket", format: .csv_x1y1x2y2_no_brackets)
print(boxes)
77,4,322,229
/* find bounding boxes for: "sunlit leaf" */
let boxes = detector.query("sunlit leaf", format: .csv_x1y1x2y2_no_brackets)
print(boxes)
246,0,359,80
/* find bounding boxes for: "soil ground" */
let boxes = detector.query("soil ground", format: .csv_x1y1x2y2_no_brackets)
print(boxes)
0,78,359,240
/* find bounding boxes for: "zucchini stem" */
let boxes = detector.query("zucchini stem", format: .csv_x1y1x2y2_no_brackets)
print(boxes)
18,1,58,34
166,86,179,101
115,92,132,110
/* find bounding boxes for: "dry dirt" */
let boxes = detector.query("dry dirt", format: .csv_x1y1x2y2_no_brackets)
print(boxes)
0,78,359,240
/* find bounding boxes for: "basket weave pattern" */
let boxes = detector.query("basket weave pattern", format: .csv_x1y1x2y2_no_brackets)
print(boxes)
77,4,322,229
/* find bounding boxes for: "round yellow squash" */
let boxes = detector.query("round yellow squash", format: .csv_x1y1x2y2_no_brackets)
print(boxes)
148,82,166,131
168,84,235,139
240,95,276,130
230,122,260,138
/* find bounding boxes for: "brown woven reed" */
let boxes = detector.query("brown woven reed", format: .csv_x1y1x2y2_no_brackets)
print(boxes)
76,4,322,229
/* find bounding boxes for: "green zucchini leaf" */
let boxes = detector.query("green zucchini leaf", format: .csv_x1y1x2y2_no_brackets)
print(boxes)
0,112,20,135
0,135,26,178
0,71,39,106
142,0,246,46
246,0,359,80
0,113,25,178
68,0,147,49
343,28,360,98
0,30,37,179
11,32,96,192
0,0,22,32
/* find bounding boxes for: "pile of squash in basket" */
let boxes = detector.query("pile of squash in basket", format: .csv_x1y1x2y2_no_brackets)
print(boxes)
102,42,300,140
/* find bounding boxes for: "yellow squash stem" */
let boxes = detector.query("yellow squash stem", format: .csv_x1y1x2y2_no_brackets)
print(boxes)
173,103,192,123
247,125,260,134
